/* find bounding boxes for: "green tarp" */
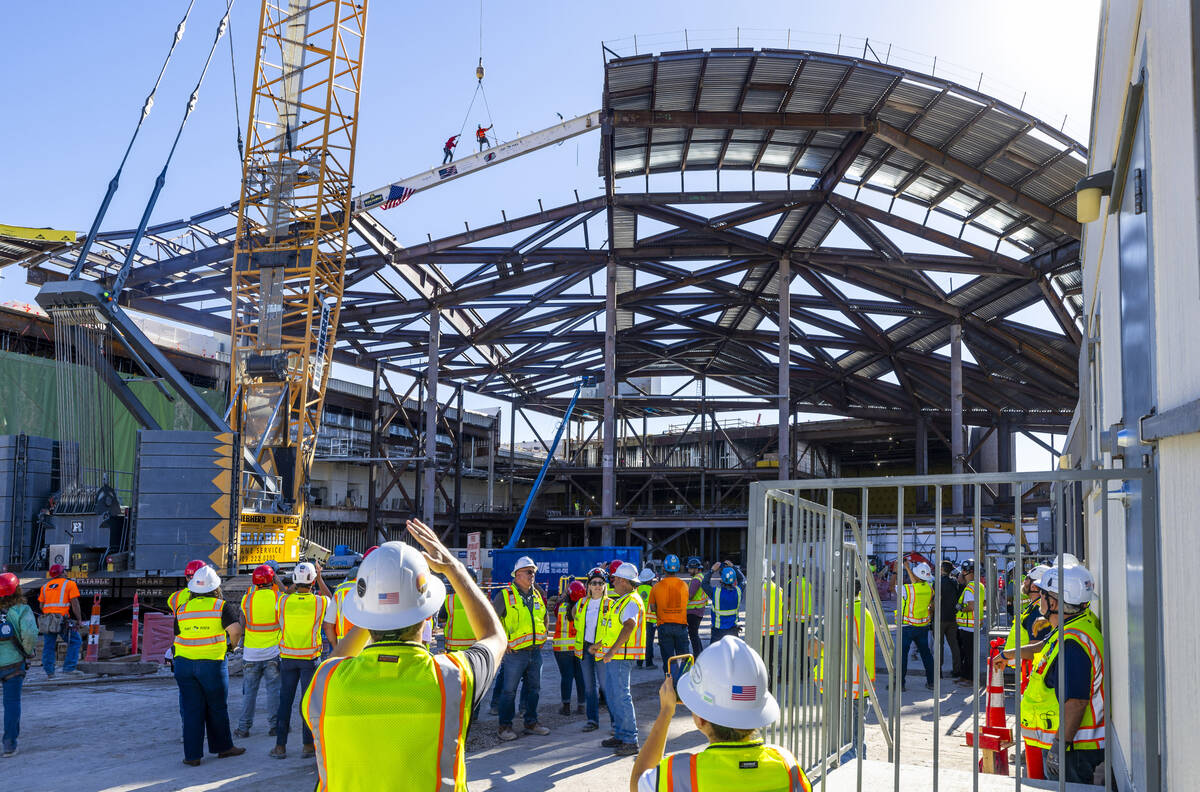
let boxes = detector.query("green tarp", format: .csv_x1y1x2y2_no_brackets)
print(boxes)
0,350,226,479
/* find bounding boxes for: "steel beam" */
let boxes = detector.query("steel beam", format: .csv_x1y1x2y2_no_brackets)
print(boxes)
612,110,870,131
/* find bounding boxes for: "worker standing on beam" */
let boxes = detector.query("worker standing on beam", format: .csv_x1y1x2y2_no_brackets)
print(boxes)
636,568,657,670
685,557,709,656
476,124,493,151
235,564,282,739
443,134,461,164
703,561,745,644
594,562,645,756
648,555,690,664
898,559,936,691
270,562,332,760
37,564,82,679
493,556,551,741
630,637,811,792
955,559,985,687
302,519,506,791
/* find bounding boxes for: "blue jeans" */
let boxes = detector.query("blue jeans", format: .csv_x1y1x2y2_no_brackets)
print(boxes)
900,625,935,686
238,657,280,732
553,651,584,705
2,672,23,752
498,647,542,728
603,659,637,744
580,644,601,725
276,658,317,748
657,622,689,664
490,656,532,714
173,656,235,762
41,625,80,675
643,623,656,665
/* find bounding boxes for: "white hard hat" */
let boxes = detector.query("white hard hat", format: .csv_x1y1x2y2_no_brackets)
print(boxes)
1056,553,1081,568
911,561,934,582
1038,564,1095,606
188,565,221,594
512,556,537,575
638,568,656,583
293,562,317,585
678,636,779,730
613,562,639,582
342,541,446,630
1027,564,1051,584
762,558,776,580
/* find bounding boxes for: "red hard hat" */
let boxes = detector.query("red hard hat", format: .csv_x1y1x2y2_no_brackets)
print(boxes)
49,564,65,578
184,559,206,580
568,580,586,602
363,545,379,559
608,560,622,576
0,573,18,597
252,564,276,586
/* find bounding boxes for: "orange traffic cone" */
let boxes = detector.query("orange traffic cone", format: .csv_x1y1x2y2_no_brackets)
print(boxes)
84,593,101,663
965,637,1014,774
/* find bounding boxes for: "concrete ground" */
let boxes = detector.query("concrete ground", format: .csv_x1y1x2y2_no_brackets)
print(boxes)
7,634,1044,792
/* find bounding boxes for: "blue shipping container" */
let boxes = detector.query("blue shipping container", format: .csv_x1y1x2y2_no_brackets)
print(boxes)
491,547,642,592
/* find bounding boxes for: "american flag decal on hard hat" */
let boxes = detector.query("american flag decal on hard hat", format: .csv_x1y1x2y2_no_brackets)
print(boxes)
378,592,399,605
730,685,757,701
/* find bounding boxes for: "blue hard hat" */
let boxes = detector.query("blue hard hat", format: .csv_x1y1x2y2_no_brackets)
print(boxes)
721,567,737,586
663,554,681,573
686,556,702,569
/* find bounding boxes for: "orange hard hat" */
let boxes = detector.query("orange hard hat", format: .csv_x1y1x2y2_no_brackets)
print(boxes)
251,564,276,586
568,580,586,602
184,560,206,580
48,564,65,578
0,573,18,597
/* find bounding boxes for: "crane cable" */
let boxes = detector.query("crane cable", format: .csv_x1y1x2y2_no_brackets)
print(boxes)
454,0,496,146
227,7,244,162
72,0,197,278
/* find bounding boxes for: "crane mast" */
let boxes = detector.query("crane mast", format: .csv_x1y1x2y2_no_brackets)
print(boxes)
231,0,368,514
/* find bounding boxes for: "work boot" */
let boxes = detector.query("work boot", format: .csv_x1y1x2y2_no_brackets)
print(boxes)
614,742,639,756
560,702,571,716
233,729,250,739
269,745,287,759
601,736,622,748
498,727,518,742
524,723,550,736
582,722,599,732
217,746,245,759
268,726,278,737
182,758,201,767
302,745,316,759
576,703,584,715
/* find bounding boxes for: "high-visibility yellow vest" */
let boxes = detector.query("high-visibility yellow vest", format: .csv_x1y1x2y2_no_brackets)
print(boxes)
637,584,657,625
278,592,328,660
573,595,611,658
654,741,812,792
302,642,474,792
332,580,355,642
239,587,281,650
817,596,876,699
687,575,709,613
501,584,546,651
168,588,192,615
444,592,477,652
1020,610,1105,751
600,590,645,661
174,596,227,660
1005,599,1040,652
551,602,578,653
762,582,784,636
792,576,813,621
956,580,985,630
900,581,933,627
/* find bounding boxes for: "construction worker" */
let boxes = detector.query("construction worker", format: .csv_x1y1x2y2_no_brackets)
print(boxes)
443,134,460,164
995,562,1103,785
0,573,36,757
235,564,281,739
37,564,82,678
813,580,876,757
898,559,936,691
329,546,378,646
492,556,551,741
955,558,985,687
1002,563,1052,778
630,636,811,792
593,561,645,756
636,568,657,670
702,562,745,644
169,560,207,614
933,560,961,679
301,518,505,791
551,580,586,716
684,557,708,656
761,564,785,676
648,555,690,664
172,565,245,766
476,123,493,151
575,569,611,732
443,567,481,652
270,562,332,759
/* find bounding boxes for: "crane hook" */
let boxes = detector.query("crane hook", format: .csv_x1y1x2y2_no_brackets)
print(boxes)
476,57,484,83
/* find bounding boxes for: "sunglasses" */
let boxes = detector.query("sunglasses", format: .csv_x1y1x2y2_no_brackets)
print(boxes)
589,580,606,586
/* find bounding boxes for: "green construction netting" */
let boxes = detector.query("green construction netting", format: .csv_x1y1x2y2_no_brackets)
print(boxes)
0,350,226,482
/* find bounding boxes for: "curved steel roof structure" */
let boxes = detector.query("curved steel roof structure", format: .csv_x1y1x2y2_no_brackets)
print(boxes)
11,49,1085,432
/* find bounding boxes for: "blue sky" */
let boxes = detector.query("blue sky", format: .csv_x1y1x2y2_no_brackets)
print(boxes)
0,1,1100,468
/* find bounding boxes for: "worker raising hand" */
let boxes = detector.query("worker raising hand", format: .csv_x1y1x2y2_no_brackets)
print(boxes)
405,518,457,574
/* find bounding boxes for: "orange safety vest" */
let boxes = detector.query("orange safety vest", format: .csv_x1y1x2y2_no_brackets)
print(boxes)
39,578,77,615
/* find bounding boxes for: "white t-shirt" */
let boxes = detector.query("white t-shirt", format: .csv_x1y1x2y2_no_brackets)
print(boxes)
637,769,658,792
422,619,433,644
618,598,640,626
584,597,603,643
243,644,280,662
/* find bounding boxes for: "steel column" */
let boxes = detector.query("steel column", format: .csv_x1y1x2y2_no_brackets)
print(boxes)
367,360,380,541
423,308,440,526
777,255,791,480
602,255,617,532
950,322,964,514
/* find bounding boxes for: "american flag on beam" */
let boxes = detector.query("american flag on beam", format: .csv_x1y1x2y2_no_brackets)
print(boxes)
380,184,415,210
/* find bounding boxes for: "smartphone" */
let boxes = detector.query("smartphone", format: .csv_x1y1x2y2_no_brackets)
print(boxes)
666,653,694,691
